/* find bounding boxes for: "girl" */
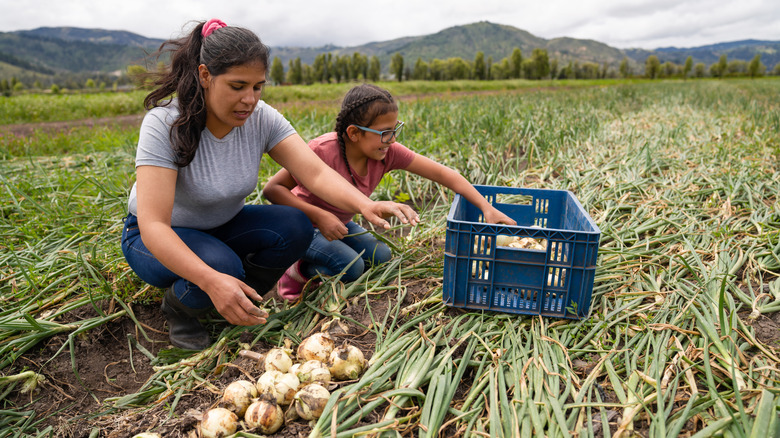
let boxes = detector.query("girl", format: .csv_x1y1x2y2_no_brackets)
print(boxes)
121,21,418,350
263,83,516,299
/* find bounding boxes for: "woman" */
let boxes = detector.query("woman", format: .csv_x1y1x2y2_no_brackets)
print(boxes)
121,20,418,350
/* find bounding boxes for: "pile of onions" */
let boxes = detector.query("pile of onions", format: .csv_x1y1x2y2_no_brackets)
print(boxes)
195,331,368,435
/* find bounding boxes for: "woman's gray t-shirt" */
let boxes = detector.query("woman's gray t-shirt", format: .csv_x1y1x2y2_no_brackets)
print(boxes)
127,100,296,230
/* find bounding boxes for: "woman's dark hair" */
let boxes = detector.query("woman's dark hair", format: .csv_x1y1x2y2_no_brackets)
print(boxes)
142,21,270,166
334,83,398,184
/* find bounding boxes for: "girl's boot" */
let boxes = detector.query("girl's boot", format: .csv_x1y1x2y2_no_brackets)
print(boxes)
276,260,309,300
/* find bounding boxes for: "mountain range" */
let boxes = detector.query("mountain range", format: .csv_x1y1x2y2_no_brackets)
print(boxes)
1,21,778,80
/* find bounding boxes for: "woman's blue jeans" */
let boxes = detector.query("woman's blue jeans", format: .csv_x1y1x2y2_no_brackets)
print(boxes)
300,221,392,283
121,205,312,309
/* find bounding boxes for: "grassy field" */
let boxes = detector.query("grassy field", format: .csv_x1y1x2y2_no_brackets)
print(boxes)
0,78,637,125
0,79,779,437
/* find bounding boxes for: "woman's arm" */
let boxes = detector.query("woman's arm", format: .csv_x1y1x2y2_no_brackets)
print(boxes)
135,165,268,325
268,134,420,228
404,154,517,225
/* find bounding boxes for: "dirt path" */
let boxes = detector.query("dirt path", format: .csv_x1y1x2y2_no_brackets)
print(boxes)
0,87,557,139
1,114,146,138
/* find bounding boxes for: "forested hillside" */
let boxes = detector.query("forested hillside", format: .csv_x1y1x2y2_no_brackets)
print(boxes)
0,22,778,93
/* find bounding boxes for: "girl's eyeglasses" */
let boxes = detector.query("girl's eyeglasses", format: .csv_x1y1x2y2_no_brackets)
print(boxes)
352,121,404,144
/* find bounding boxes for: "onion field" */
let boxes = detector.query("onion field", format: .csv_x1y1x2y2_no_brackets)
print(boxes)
1,79,779,437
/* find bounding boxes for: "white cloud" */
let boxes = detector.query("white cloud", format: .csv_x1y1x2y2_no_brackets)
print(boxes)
3,0,779,49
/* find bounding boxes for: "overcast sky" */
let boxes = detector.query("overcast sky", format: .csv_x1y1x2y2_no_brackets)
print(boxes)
4,0,778,50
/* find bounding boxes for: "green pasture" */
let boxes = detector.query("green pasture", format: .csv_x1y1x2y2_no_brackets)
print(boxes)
0,79,779,436
0,78,632,125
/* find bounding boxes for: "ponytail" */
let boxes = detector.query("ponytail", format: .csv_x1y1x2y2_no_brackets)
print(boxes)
141,20,270,166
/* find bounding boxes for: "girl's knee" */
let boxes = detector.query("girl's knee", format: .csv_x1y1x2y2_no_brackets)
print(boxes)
367,243,392,266
342,257,366,283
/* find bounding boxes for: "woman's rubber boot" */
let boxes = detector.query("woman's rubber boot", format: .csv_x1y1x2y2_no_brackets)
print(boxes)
161,286,211,350
242,255,288,295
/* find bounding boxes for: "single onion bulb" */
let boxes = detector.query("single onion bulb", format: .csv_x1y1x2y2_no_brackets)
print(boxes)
264,347,293,373
256,369,283,399
297,332,335,362
294,383,331,420
296,359,331,385
256,370,300,405
199,407,238,438
328,344,367,381
244,399,284,434
220,379,257,416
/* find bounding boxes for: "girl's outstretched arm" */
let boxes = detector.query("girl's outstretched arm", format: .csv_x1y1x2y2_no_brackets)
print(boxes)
404,154,517,225
268,134,420,229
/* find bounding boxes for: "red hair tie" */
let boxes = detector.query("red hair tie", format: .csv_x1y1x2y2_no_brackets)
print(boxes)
202,19,227,38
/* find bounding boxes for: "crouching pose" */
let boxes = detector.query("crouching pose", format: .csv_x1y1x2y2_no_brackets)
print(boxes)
121,21,418,350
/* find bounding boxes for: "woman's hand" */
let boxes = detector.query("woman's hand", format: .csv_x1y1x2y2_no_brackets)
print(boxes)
204,273,269,326
315,211,349,241
361,201,420,229
483,206,517,226
270,136,421,228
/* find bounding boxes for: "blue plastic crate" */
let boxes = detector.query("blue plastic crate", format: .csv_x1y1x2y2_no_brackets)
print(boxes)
443,185,600,319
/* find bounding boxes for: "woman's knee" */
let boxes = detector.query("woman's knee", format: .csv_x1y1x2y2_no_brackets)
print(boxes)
255,205,313,261
283,208,314,254
190,239,243,278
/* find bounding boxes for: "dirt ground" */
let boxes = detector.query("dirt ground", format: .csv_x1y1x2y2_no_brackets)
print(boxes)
0,114,146,138
7,278,437,437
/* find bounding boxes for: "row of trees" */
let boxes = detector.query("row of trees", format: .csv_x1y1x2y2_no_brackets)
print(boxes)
2,49,778,96
642,53,770,79
267,49,777,85
0,70,134,96
268,48,557,85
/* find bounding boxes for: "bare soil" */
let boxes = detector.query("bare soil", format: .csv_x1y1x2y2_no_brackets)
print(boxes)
1,114,146,138
7,278,437,437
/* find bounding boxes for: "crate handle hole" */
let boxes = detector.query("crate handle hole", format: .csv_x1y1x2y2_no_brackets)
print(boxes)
497,234,547,250
496,194,533,205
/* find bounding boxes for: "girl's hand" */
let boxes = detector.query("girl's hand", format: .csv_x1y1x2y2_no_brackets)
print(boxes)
204,273,269,326
362,201,420,229
483,207,517,226
316,211,349,241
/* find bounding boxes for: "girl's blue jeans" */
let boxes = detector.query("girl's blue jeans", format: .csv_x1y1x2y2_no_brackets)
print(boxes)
300,221,392,283
121,205,313,309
